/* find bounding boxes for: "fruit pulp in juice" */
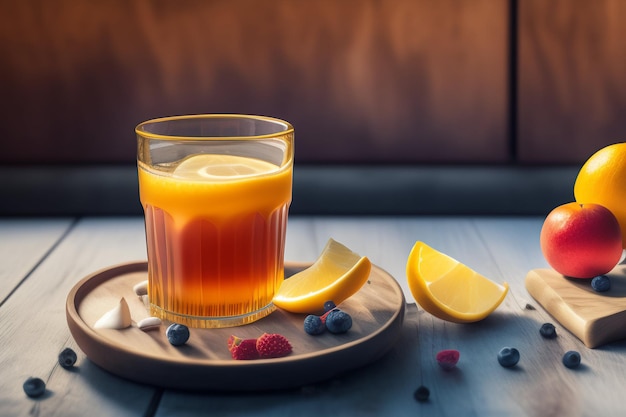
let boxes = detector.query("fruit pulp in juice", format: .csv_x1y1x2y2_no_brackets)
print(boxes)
138,154,292,327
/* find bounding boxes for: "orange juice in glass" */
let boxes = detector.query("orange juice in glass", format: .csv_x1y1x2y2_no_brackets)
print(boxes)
136,115,294,328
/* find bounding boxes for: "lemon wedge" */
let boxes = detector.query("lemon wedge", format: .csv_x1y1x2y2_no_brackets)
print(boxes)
273,238,372,314
173,154,278,180
406,241,508,323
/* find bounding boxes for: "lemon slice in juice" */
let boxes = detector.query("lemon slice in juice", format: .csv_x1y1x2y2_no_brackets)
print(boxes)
173,154,278,180
406,241,508,323
273,238,371,314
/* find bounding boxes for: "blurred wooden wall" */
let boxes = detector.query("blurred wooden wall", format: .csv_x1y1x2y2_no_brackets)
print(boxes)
517,0,626,163
0,0,624,165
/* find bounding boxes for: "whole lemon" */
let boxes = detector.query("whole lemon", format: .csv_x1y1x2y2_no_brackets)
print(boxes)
574,142,626,247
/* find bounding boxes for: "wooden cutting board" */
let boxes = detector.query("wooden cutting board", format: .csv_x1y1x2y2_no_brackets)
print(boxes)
525,264,626,348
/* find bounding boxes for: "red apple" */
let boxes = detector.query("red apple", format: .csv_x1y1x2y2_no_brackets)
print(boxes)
540,202,623,278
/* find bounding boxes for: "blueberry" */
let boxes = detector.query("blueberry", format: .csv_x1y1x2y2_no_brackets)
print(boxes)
23,377,46,398
497,347,520,367
539,323,557,339
166,323,190,346
414,385,430,402
563,350,581,369
323,300,337,312
58,347,77,369
325,310,352,334
304,315,326,335
591,275,611,292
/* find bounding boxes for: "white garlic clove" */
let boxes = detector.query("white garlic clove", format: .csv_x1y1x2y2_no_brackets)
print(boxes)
94,297,132,329
141,294,150,310
137,317,162,331
133,280,148,296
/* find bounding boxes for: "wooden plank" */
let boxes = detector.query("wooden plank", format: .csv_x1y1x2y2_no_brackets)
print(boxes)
0,219,73,302
0,0,508,164
471,218,626,415
0,165,578,216
0,218,155,417
7,216,626,415
0,216,322,415
518,0,626,164
154,218,519,415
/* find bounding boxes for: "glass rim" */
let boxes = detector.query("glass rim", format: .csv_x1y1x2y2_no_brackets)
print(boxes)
135,114,294,141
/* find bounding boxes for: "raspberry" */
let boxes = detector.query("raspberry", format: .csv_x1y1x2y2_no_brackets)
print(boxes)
325,310,352,334
497,347,520,367
228,336,259,360
256,333,292,358
304,315,326,335
436,349,460,370
319,308,335,325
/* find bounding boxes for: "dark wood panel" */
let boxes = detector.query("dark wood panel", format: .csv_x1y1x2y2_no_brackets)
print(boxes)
518,0,626,164
0,165,577,216
0,0,508,164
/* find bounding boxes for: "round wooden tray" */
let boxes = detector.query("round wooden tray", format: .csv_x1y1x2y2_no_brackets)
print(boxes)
66,261,405,391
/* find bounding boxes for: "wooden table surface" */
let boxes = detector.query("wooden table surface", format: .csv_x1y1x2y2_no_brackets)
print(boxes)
2,216,625,416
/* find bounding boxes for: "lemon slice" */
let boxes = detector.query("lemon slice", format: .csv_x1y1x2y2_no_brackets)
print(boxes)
406,241,508,323
173,154,278,180
273,238,372,314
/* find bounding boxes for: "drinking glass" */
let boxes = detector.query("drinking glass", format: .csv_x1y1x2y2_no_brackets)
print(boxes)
136,114,294,328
